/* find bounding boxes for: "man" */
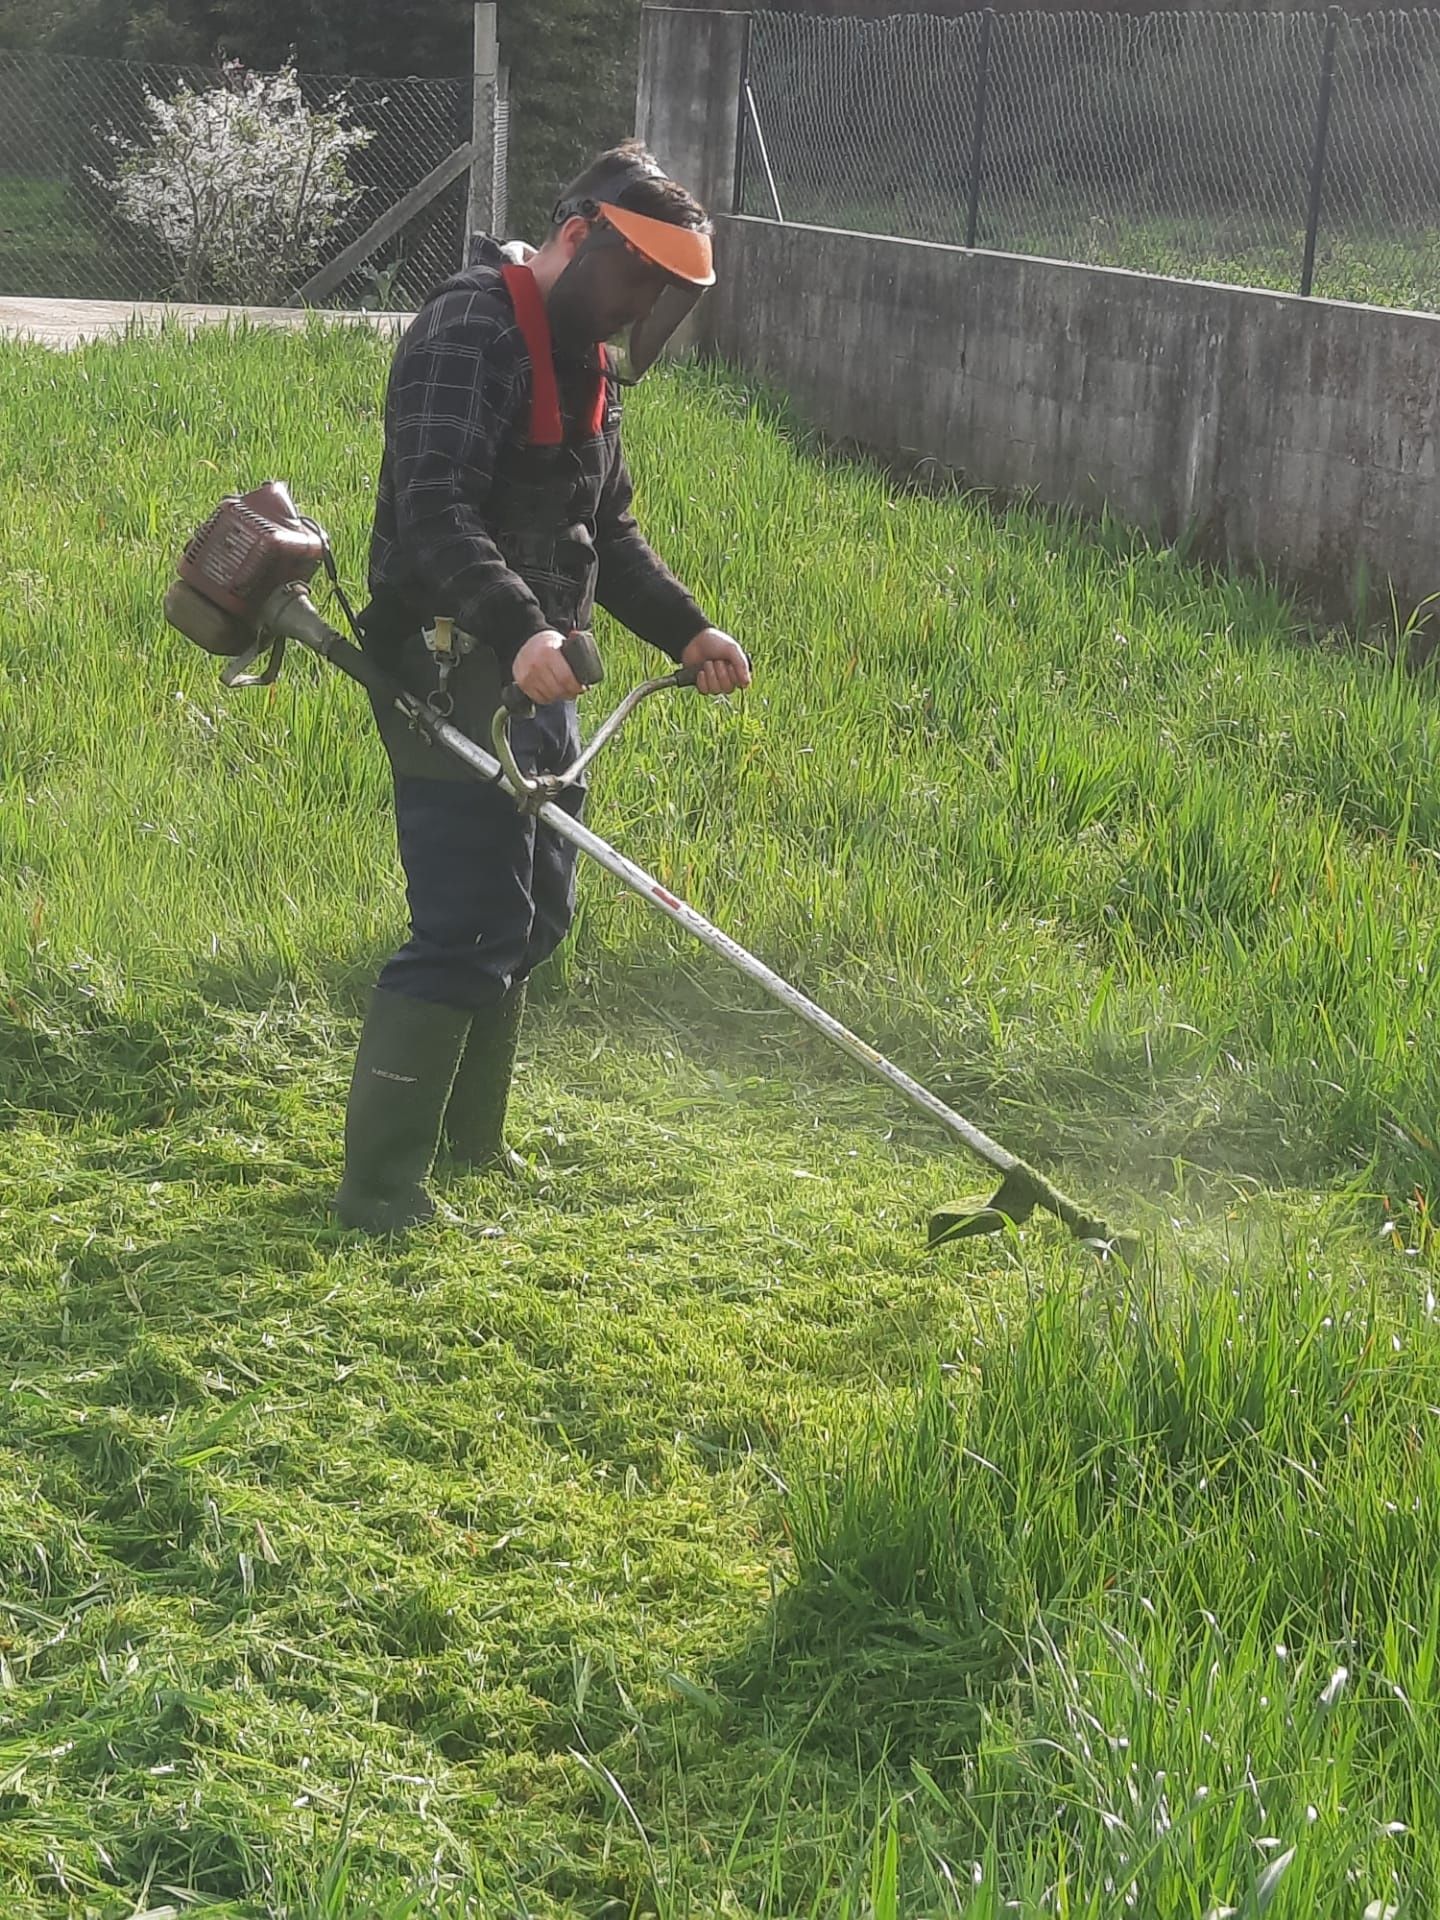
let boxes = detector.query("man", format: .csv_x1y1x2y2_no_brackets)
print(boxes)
335,141,751,1234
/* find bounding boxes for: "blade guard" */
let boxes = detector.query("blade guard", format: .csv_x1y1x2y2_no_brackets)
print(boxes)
930,1170,1144,1265
928,1169,1040,1246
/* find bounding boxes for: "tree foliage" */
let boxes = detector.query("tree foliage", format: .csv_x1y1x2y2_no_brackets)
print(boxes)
100,64,371,301
2,0,647,243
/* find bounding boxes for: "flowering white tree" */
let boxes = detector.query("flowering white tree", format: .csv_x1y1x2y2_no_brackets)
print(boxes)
101,64,373,305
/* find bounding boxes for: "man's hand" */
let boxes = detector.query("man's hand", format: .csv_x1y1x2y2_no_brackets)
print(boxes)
681,628,751,697
512,629,584,706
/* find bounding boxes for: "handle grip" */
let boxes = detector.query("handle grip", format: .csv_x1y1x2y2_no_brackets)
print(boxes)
564,629,605,687
501,629,606,716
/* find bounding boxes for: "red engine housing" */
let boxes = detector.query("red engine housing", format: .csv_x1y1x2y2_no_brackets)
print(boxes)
178,480,328,622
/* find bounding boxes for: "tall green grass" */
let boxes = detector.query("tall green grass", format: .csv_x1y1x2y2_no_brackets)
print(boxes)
1,324,1438,1917
1,322,1436,1192
779,1250,1440,1913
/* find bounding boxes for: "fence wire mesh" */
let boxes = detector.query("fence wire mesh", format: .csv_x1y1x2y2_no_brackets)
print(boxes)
1325,12,1440,308
493,65,511,245
742,8,1440,313
0,51,478,309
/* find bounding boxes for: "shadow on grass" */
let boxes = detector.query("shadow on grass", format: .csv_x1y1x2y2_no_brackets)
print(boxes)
697,1364,1039,1790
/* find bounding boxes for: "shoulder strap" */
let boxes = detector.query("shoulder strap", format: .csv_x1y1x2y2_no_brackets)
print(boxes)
591,345,610,440
501,263,609,446
501,264,563,447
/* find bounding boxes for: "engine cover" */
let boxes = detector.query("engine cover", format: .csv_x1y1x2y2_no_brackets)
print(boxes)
177,480,327,622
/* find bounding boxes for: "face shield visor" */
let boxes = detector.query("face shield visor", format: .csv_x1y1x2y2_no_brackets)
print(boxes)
546,198,715,384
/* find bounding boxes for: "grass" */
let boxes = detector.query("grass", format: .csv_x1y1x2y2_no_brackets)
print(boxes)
5,162,1435,316
740,186,1440,315
988,207,1440,313
0,319,1437,1915
0,176,135,301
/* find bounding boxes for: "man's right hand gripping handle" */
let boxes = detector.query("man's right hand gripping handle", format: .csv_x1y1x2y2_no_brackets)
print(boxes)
504,629,606,713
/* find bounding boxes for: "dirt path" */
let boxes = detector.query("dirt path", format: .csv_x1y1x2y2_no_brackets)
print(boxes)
0,297,407,349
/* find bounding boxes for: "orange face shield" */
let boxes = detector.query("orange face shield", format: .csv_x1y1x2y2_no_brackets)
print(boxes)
592,202,715,288
547,166,715,383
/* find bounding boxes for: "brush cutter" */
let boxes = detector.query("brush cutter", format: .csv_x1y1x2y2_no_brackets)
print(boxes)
164,482,1134,1258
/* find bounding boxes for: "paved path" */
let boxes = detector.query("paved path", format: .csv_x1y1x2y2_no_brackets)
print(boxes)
0,297,408,349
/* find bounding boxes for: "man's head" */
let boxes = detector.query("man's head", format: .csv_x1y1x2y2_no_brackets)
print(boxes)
530,141,714,379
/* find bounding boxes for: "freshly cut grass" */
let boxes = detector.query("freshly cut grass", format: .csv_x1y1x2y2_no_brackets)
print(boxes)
0,323,1436,1916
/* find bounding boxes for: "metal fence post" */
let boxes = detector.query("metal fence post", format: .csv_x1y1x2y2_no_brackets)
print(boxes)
746,83,786,223
965,7,995,251
1300,5,1341,297
467,3,500,255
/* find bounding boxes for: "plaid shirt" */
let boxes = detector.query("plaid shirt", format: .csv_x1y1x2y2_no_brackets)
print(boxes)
367,239,708,673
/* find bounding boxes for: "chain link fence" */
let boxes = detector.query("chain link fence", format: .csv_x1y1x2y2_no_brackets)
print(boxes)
0,51,487,309
741,8,1440,313
493,64,512,245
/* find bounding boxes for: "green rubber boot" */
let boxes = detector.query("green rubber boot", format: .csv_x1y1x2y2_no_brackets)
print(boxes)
334,989,473,1234
442,981,527,1173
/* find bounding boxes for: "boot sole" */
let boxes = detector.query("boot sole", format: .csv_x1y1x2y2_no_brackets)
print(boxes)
332,1188,437,1236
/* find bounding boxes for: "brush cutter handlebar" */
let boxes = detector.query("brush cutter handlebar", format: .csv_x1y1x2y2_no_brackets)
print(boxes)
493,653,703,808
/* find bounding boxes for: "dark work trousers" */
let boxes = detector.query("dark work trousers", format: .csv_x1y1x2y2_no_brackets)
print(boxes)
366,628,587,1010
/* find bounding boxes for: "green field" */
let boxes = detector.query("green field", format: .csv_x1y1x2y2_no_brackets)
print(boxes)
739,185,1440,315
1,322,1438,1917
0,177,120,301
6,162,1439,316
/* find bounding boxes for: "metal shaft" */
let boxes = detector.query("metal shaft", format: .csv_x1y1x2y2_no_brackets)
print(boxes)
414,695,1043,1160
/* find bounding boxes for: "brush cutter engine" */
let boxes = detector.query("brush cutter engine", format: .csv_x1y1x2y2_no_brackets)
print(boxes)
163,480,332,686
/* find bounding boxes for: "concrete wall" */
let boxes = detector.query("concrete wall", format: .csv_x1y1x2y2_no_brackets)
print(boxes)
636,7,749,217
636,6,1440,623
697,217,1440,622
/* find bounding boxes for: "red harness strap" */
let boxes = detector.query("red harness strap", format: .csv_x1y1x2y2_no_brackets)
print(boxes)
592,344,610,436
500,264,608,445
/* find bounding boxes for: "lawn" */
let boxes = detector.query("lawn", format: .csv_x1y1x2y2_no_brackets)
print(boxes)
0,176,126,302
0,321,1437,1917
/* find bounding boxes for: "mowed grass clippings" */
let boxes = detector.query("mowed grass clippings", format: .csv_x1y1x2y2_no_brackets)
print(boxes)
0,322,1436,1916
